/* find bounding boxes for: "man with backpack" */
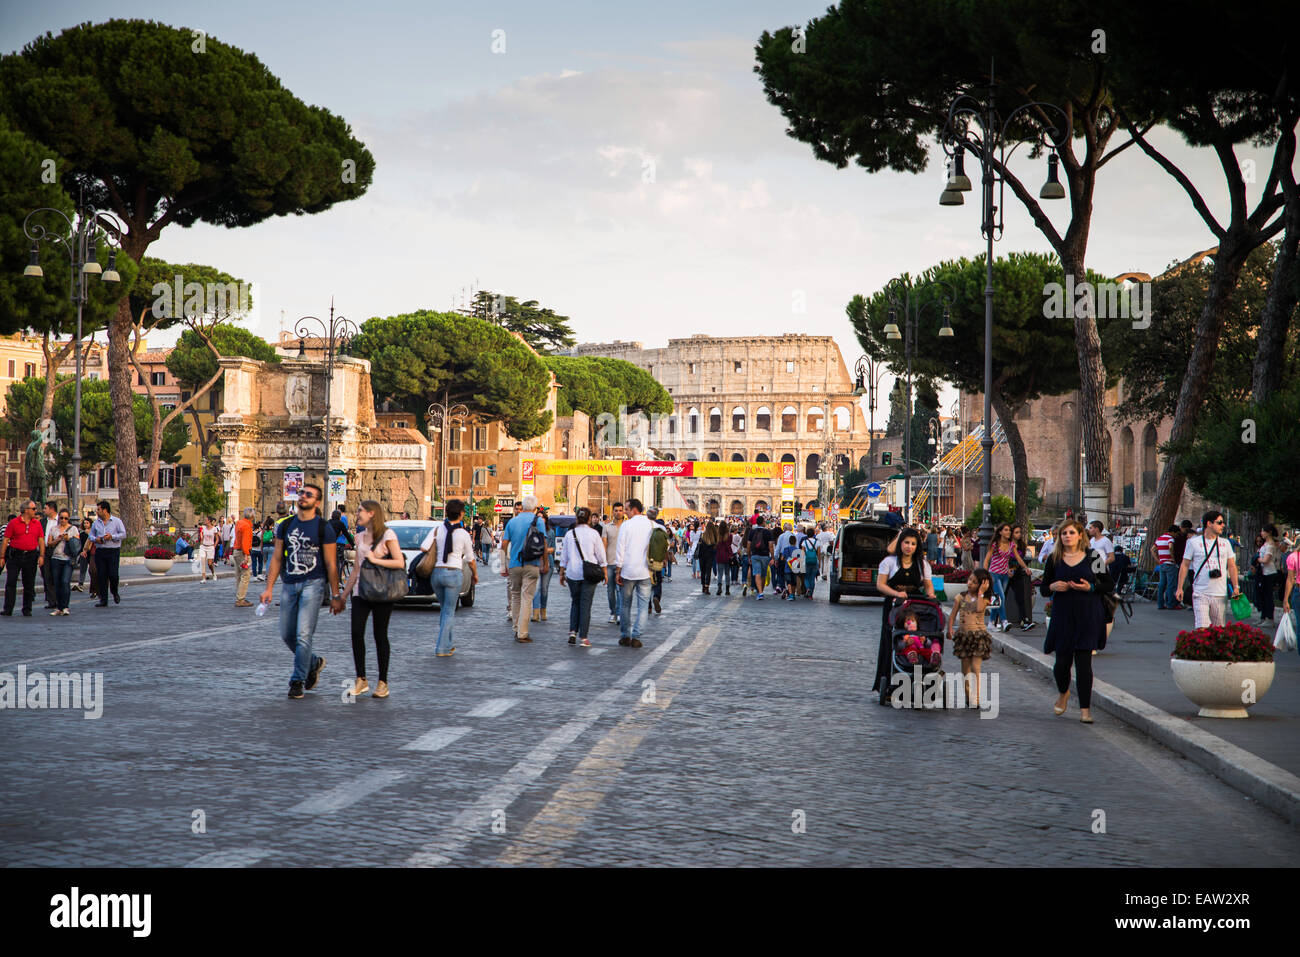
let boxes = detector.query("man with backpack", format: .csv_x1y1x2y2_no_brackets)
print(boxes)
747,516,775,600
614,499,655,647
647,507,669,614
501,495,549,643
259,483,342,699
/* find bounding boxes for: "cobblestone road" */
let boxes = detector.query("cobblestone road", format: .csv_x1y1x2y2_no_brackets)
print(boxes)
3,572,1298,867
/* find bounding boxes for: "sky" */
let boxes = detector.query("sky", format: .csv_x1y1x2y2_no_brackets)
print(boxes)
2,1,1288,418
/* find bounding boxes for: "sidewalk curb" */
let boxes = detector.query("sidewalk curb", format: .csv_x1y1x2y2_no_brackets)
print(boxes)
993,631,1300,828
34,570,238,595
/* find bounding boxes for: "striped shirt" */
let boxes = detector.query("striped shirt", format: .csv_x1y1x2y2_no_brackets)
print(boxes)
1154,533,1174,565
987,542,1014,574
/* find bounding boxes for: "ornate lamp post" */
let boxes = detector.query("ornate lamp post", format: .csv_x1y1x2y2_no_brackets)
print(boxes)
881,278,956,525
940,63,1067,550
22,200,125,519
852,354,889,484
427,392,469,517
295,300,357,507
926,416,943,519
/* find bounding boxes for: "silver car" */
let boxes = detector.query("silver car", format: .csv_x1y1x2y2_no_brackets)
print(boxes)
385,520,476,610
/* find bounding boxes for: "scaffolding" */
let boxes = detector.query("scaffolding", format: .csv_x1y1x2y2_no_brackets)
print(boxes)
909,420,1006,519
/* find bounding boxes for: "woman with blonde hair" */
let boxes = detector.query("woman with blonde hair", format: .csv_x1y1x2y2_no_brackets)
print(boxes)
1039,519,1112,723
339,499,406,698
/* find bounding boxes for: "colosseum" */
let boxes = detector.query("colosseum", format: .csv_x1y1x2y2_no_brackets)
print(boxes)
574,334,872,517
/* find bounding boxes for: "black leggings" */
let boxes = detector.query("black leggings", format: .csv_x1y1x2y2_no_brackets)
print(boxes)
698,546,715,588
1054,649,1093,708
351,595,393,682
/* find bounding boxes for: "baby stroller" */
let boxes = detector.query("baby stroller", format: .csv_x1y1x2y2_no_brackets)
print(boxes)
877,597,948,707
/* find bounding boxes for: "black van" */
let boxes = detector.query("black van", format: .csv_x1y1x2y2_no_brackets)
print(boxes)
829,520,895,603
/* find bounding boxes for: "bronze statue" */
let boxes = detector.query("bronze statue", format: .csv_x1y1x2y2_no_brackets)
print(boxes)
25,427,48,505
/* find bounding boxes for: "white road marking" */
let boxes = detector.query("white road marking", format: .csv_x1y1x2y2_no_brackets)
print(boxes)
547,661,575,672
406,621,697,867
466,697,520,718
402,726,474,752
1,621,257,671
588,647,607,655
513,677,554,689
287,769,406,815
185,847,274,868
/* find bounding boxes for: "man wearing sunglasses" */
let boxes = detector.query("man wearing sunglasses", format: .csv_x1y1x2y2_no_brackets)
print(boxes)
260,483,342,699
1176,510,1239,629
1,500,45,617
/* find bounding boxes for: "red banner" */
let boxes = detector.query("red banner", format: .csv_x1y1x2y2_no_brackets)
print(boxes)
621,460,693,477
521,460,535,481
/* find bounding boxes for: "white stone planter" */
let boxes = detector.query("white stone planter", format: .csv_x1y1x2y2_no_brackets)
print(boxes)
1169,658,1275,718
143,557,175,576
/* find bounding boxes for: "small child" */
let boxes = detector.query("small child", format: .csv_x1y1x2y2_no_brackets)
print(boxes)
897,612,941,666
948,569,994,707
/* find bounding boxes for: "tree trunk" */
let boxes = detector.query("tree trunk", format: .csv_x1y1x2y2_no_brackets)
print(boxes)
1145,236,1251,555
108,296,145,538
1059,245,1111,512
990,393,1030,530
1250,200,1299,404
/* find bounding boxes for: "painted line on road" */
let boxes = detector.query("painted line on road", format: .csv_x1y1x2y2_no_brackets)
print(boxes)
513,678,555,689
587,647,607,655
402,726,474,753
466,698,520,718
547,661,575,672
1,621,257,671
287,769,407,815
405,605,733,867
497,623,722,866
185,847,274,868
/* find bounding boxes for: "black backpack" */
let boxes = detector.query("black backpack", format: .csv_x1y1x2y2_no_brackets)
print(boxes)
518,516,548,563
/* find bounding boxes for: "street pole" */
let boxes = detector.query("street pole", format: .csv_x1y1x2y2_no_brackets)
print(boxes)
22,200,124,520
296,301,356,508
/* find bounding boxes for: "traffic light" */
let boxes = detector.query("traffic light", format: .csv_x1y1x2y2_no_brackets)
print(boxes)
794,500,802,514
487,464,497,476
881,451,892,466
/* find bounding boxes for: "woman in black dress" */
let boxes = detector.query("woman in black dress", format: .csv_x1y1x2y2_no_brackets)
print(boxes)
873,528,936,695
1039,519,1112,723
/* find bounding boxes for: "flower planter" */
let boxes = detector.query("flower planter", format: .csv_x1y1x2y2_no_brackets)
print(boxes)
1169,658,1275,718
143,557,175,576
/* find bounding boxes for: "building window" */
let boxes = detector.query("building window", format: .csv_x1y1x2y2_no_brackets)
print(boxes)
151,371,167,386
449,427,462,451
731,406,745,432
689,362,697,374
88,373,99,380
805,453,821,480
475,426,488,450
668,416,677,435
394,420,407,428
833,405,851,431
708,407,722,433
807,407,824,431
756,406,771,431
734,361,742,373
181,390,191,403
24,362,37,378
447,468,460,488
6,360,14,377
473,468,487,487
781,406,797,433
161,403,176,413
687,407,700,434
98,466,116,489
786,360,794,373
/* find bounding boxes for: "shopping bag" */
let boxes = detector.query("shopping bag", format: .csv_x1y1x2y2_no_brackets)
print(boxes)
488,547,505,576
1228,593,1252,622
1274,612,1297,653
190,555,202,575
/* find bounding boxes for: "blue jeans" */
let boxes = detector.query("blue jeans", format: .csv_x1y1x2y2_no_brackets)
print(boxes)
750,556,767,594
279,578,325,685
619,577,653,638
1289,584,1300,641
663,558,672,580
251,546,263,577
803,566,817,597
1157,563,1177,608
532,567,552,610
432,567,461,653
51,558,73,611
990,572,1010,625
714,559,732,590
567,576,598,637
607,566,623,617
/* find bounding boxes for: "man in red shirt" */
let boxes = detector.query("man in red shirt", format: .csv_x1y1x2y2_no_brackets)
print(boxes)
2,500,46,617
232,507,255,607
1150,523,1182,610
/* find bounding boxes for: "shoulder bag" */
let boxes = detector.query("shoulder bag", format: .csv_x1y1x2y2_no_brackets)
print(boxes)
574,530,605,584
359,534,409,603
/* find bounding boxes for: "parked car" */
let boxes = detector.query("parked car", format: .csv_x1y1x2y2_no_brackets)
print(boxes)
385,520,476,610
829,520,895,603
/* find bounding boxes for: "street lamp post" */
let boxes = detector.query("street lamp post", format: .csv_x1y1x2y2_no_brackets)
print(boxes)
926,416,943,520
427,391,469,517
950,397,965,520
853,355,889,486
295,300,357,509
881,278,955,525
940,62,1067,552
22,200,125,520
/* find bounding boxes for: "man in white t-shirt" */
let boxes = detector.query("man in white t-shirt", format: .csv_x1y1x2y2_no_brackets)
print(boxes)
1087,521,1115,567
816,524,835,581
614,499,653,647
1176,510,1239,628
601,502,625,624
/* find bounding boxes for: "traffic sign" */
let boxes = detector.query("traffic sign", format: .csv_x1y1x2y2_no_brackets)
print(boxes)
866,482,883,498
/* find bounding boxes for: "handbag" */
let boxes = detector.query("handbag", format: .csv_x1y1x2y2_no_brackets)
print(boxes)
1274,612,1297,653
574,531,605,585
358,536,408,602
